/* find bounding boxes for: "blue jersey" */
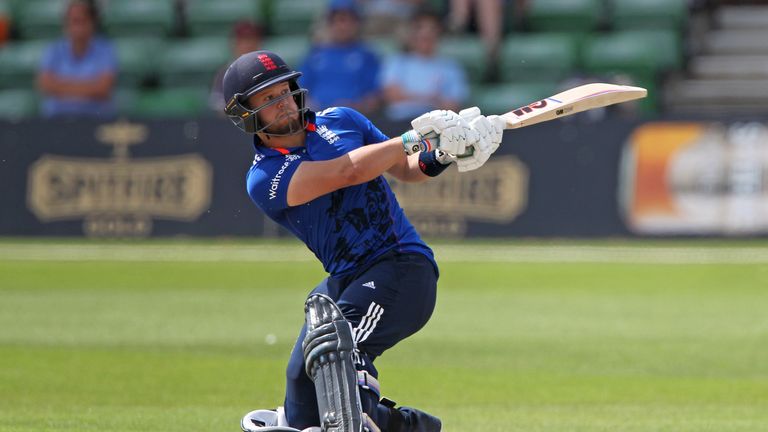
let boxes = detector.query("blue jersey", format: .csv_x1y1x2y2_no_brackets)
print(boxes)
246,107,435,277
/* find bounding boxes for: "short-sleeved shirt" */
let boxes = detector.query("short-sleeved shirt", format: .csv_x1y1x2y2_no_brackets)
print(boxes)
381,53,468,121
246,107,435,277
39,36,118,118
300,43,380,110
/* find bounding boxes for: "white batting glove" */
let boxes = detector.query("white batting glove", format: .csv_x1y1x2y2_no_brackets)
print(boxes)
451,106,485,156
455,113,505,172
401,109,474,155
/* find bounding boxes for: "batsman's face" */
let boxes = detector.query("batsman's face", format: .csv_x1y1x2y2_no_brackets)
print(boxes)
247,82,302,134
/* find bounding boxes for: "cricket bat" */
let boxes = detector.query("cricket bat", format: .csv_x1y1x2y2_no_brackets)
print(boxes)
499,82,647,129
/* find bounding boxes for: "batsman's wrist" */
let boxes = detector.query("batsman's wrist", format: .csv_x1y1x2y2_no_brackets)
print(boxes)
400,130,432,155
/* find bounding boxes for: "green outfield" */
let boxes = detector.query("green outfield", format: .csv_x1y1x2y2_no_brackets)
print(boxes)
1,239,767,432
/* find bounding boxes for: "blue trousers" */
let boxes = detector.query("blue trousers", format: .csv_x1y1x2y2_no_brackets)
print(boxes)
284,251,438,430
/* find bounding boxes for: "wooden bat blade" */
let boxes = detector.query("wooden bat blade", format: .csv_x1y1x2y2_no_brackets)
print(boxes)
500,83,647,130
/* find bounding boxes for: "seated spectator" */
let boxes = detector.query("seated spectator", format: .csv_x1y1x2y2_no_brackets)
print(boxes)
448,0,504,75
359,0,425,37
381,8,469,121
0,4,8,46
37,0,117,118
299,0,381,115
210,20,264,112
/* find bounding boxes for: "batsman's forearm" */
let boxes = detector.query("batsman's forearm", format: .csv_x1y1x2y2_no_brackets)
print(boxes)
342,138,407,185
393,153,431,183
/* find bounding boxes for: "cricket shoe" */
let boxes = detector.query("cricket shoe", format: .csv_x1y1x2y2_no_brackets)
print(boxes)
380,398,441,432
240,407,320,432
240,407,295,432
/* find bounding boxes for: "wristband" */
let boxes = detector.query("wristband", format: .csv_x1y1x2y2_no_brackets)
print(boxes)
400,130,433,155
418,150,452,177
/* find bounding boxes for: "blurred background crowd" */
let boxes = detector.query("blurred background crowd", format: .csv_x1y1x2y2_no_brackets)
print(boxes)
0,0,763,121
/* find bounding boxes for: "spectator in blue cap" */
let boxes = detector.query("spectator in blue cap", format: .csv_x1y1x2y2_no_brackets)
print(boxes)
299,0,382,115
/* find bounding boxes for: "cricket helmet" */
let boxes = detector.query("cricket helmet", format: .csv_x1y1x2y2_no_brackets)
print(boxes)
222,50,308,134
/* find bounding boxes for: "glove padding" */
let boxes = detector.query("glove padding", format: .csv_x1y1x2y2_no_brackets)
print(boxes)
454,108,505,172
410,109,476,156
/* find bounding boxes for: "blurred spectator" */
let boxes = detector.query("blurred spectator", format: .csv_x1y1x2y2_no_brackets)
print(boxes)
209,20,264,112
0,4,8,46
381,8,469,121
37,0,117,118
299,0,381,115
448,0,504,72
359,0,426,36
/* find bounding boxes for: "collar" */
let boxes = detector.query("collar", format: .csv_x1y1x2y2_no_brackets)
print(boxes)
252,111,317,156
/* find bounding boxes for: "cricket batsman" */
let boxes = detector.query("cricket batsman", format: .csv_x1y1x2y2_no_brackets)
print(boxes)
222,50,504,432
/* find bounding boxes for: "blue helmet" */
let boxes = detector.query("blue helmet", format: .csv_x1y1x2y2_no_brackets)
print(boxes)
222,50,308,134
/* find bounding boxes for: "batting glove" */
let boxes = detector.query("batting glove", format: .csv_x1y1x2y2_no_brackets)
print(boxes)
401,109,474,155
455,109,505,172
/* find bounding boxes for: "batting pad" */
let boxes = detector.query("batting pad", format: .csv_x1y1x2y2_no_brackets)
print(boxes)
302,294,364,432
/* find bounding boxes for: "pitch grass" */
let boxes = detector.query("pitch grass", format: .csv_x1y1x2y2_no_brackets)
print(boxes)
1,241,768,431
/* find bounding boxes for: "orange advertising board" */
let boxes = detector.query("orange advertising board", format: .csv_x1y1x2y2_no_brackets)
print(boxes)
622,122,768,234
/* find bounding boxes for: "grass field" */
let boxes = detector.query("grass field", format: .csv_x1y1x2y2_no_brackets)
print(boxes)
1,239,767,432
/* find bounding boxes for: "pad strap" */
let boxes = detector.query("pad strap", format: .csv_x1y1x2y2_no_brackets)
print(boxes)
357,370,381,399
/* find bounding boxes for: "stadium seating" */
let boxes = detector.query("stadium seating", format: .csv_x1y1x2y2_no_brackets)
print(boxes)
0,88,38,119
581,30,680,111
158,37,230,87
119,87,209,118
425,0,447,15
582,30,682,78
525,0,603,33
262,35,310,69
610,0,688,31
471,82,558,115
0,39,49,88
271,0,327,36
367,37,401,59
438,35,487,84
14,0,67,40
0,0,692,118
0,0,10,43
185,0,263,37
114,37,165,87
498,33,579,82
102,0,175,37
